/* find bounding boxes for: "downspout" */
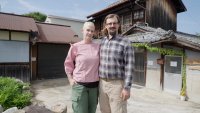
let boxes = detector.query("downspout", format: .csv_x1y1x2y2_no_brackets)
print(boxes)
128,0,134,26
135,0,147,24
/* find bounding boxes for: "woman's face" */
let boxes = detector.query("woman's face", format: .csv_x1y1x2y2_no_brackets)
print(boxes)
82,24,95,40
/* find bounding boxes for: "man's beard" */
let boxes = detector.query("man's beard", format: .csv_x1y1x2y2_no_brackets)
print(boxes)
108,28,118,36
109,31,117,36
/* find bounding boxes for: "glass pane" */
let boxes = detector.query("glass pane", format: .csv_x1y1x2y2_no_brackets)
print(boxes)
165,56,182,74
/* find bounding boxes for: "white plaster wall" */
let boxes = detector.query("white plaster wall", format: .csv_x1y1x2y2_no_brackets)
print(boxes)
0,30,9,40
186,50,200,104
146,52,162,91
11,32,29,41
45,17,84,38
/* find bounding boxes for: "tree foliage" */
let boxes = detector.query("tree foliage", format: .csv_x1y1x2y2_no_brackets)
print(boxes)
196,33,200,37
23,12,47,22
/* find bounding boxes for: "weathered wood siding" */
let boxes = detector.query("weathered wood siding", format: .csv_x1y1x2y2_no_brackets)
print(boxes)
146,0,177,31
31,44,37,80
0,64,30,82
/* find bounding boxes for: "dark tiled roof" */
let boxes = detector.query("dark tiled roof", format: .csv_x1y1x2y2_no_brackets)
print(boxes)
0,12,38,32
125,24,200,50
175,32,200,48
126,25,175,43
36,23,81,44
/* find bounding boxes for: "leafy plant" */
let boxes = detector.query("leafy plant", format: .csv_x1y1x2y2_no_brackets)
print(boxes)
0,77,32,110
180,57,187,96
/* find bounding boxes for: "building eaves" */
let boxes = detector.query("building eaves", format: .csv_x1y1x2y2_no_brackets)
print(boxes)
87,0,129,18
171,0,187,13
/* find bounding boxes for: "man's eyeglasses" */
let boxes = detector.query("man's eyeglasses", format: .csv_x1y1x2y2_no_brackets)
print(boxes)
106,22,118,26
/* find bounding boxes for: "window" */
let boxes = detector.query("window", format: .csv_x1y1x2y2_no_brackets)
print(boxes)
134,10,144,20
121,13,132,32
123,13,132,25
165,56,182,74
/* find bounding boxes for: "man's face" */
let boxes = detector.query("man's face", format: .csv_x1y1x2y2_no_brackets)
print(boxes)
105,17,119,36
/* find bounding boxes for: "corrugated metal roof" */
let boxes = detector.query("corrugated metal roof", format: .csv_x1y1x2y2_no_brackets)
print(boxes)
0,12,38,32
36,23,81,44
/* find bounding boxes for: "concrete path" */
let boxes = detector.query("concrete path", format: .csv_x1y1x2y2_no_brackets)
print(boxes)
31,78,200,113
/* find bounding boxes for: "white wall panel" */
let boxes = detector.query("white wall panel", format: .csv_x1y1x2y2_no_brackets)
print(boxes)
0,41,29,62
11,32,29,41
0,30,9,40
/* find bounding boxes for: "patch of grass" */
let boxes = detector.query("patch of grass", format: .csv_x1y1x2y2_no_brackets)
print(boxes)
0,77,32,110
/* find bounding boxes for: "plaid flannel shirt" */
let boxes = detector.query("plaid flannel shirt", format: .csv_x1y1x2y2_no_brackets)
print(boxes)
99,35,135,90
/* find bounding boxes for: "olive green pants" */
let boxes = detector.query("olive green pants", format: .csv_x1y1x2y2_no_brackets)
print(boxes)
71,84,98,113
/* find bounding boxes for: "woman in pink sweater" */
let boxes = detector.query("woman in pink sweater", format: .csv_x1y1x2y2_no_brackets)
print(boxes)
64,22,99,113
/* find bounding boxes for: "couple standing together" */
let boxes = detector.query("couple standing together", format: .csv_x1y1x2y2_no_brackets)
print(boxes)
64,14,135,113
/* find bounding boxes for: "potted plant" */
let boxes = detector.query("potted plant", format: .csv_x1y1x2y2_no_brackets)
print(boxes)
180,87,186,101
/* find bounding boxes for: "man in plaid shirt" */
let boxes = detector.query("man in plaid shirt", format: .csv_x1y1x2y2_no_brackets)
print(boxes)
99,14,135,113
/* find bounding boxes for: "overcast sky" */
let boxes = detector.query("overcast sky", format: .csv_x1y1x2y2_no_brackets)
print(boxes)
0,0,199,35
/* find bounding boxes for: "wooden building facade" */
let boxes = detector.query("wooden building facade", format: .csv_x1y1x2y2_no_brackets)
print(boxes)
87,0,186,37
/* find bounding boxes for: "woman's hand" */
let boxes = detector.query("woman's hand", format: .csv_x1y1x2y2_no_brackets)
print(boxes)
69,78,77,86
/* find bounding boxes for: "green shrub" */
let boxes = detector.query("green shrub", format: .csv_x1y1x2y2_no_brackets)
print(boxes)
0,77,32,110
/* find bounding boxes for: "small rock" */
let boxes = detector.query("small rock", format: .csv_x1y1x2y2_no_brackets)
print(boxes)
0,105,3,113
50,102,67,113
3,107,18,113
24,105,53,113
14,109,25,113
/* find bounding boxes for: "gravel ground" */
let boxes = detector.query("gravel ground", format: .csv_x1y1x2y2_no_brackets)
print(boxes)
31,78,200,113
